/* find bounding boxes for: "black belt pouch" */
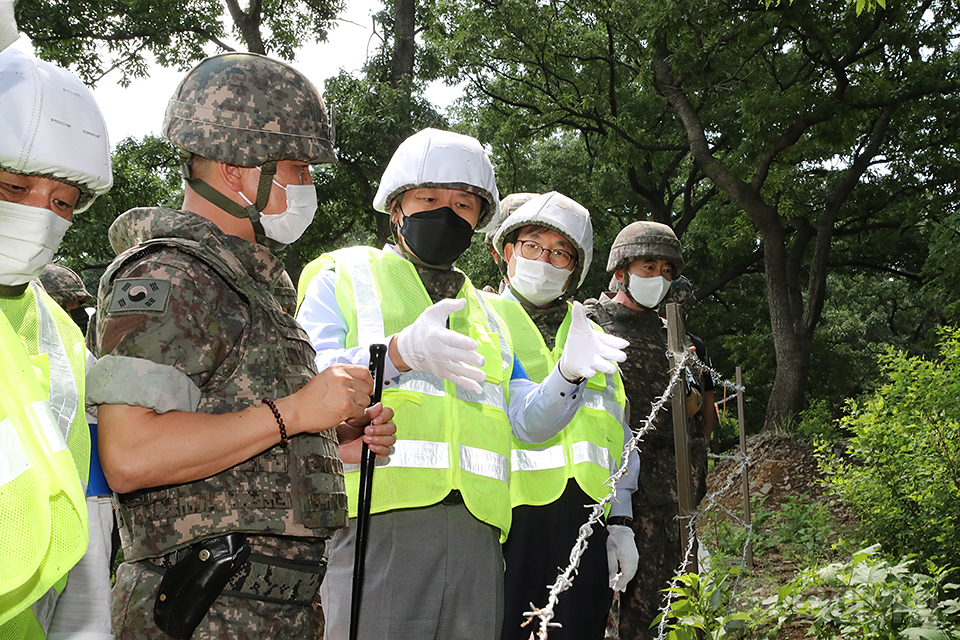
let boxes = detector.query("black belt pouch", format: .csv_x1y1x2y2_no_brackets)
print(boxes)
154,533,252,640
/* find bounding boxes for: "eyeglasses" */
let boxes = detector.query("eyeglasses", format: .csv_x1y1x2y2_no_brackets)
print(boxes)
515,240,576,269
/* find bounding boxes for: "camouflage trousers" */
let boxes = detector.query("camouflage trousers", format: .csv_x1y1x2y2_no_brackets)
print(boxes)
611,436,707,640
112,559,318,639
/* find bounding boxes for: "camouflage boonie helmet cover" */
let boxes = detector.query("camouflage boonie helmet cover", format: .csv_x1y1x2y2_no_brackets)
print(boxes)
606,221,684,277
162,52,336,166
39,263,93,307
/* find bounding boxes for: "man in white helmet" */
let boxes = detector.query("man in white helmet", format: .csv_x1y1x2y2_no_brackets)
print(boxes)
486,191,639,639
296,128,629,640
0,48,113,639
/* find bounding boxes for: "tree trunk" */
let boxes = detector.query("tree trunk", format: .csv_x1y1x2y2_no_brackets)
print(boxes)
224,0,267,54
376,0,417,247
391,0,416,85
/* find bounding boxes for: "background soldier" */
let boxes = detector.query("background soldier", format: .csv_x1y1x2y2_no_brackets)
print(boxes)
487,191,638,639
39,263,94,334
87,52,395,639
585,221,704,640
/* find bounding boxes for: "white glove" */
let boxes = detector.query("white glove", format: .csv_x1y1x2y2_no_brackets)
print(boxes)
396,298,486,394
606,523,639,592
558,301,628,381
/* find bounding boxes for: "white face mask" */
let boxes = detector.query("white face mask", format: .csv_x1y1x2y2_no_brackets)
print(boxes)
240,172,318,245
0,201,71,286
627,273,670,309
509,255,571,306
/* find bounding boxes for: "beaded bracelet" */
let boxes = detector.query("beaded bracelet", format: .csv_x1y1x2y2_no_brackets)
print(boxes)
261,398,288,447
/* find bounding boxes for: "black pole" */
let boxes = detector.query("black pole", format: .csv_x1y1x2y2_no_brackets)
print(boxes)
349,343,387,640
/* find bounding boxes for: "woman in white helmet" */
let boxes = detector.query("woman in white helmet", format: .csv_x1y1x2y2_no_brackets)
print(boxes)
0,47,113,639
485,191,639,639
296,129,628,640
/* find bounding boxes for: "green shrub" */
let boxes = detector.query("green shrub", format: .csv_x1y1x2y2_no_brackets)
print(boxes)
760,545,960,640
819,328,960,567
658,547,960,640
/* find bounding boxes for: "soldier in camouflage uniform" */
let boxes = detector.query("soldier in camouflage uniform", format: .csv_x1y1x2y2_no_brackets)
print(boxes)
585,222,706,640
86,53,397,640
39,263,94,333
487,192,637,640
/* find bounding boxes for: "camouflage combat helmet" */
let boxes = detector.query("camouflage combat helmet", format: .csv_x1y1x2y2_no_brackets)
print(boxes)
38,264,93,308
162,52,335,247
163,52,336,167
484,192,540,255
606,221,684,277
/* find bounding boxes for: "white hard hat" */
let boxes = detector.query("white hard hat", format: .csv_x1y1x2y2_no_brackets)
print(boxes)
373,128,500,228
493,191,594,291
0,0,17,52
0,48,112,212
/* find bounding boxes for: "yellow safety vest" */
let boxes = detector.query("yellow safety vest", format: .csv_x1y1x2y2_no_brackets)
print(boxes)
0,283,89,637
300,247,516,538
482,294,626,514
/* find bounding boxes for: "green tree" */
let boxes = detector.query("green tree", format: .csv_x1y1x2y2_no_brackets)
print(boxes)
429,0,960,429
14,0,344,85
58,135,182,278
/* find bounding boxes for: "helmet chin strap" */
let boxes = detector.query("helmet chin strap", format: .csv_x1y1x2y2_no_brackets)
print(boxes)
181,156,282,248
612,271,644,308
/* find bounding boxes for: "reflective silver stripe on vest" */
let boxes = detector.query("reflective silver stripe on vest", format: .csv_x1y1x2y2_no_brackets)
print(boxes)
455,381,505,410
343,441,507,483
571,440,617,474
343,439,451,474
396,370,446,397
0,417,30,487
460,444,509,482
338,250,386,347
511,445,566,472
582,386,625,426
474,291,512,373
31,282,79,443
31,400,69,454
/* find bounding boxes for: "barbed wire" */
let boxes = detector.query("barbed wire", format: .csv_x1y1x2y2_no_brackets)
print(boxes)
522,348,753,640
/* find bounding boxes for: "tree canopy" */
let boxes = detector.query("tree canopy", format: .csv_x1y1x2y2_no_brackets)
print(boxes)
15,0,343,85
427,0,960,428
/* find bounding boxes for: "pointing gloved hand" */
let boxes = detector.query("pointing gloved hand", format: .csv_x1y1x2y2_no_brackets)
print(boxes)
396,298,486,394
558,301,629,382
606,523,640,592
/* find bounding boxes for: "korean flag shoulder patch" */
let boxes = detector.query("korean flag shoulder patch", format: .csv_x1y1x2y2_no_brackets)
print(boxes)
107,278,171,314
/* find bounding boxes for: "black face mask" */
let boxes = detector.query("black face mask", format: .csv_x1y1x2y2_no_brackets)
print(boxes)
69,306,89,335
398,206,475,267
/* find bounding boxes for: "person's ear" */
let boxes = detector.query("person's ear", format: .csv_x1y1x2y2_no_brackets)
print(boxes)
219,163,245,192
389,196,403,225
615,268,626,284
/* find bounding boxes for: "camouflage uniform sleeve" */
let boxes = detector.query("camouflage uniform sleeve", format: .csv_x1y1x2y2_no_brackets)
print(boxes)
87,248,245,413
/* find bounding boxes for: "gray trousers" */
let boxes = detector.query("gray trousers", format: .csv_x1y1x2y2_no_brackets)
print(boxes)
321,501,504,640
